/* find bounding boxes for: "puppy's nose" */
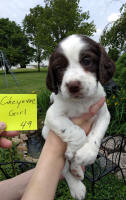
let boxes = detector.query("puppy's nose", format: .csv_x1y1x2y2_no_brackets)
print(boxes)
66,81,81,94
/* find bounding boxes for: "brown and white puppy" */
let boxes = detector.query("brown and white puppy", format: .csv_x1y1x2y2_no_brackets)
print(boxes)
42,34,115,200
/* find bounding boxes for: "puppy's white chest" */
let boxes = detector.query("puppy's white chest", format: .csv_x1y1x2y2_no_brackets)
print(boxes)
65,101,89,118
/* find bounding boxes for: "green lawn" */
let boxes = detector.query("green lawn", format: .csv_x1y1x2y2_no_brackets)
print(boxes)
0,68,47,94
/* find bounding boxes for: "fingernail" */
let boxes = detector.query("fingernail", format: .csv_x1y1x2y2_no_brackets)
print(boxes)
0,122,6,130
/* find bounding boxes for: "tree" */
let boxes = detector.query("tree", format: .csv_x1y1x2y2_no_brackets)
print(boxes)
0,18,34,68
23,0,96,69
108,48,120,62
100,3,126,53
115,52,126,87
23,6,46,71
44,0,96,42
100,3,126,87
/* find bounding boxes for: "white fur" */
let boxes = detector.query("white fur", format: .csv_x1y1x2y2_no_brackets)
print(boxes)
42,35,110,200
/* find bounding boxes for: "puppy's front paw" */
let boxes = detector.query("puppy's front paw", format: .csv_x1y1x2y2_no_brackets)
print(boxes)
65,127,87,160
75,142,99,166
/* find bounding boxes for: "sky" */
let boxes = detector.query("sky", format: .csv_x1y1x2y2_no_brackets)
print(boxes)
0,0,125,42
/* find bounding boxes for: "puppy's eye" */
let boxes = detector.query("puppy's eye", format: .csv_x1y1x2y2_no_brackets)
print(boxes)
81,57,91,66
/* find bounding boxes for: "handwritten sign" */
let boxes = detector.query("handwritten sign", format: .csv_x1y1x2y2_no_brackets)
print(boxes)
0,94,37,131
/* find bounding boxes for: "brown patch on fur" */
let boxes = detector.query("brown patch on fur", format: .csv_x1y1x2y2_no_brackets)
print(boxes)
79,50,99,75
80,35,115,84
46,48,69,94
98,46,115,84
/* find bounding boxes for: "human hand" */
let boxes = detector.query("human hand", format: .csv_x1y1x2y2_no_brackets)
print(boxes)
71,97,105,134
0,122,19,148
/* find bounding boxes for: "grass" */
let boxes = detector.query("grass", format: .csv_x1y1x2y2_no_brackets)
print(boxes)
0,68,48,94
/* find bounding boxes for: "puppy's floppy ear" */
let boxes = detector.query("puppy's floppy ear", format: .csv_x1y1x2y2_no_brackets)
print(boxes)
46,55,58,94
99,45,116,84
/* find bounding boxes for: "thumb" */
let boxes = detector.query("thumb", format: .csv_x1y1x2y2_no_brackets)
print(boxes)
0,122,6,134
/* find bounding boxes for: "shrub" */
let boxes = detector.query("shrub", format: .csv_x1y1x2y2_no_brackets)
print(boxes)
106,88,126,136
115,52,126,87
0,143,23,180
108,48,120,62
37,88,50,119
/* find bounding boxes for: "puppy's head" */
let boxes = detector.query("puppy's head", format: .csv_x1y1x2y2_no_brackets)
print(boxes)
46,34,115,99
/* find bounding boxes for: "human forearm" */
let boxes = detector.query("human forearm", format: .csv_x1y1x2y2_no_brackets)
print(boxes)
0,169,34,200
22,131,66,200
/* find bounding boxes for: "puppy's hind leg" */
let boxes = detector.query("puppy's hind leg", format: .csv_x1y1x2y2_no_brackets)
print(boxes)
62,160,86,200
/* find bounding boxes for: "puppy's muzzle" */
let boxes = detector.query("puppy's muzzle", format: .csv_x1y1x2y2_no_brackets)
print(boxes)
66,81,81,94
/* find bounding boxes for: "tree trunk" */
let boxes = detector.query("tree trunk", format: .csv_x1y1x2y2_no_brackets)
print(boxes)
6,66,9,74
38,61,40,72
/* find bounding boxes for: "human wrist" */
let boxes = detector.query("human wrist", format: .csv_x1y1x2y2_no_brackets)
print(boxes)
45,130,67,158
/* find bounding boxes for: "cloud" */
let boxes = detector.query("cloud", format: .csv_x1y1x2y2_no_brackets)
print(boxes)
96,28,102,35
107,13,120,22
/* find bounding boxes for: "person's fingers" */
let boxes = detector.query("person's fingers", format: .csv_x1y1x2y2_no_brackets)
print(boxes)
0,131,19,137
0,137,12,148
82,96,105,121
89,96,105,116
0,122,18,148
71,112,92,125
71,97,105,124
80,121,92,135
0,122,6,134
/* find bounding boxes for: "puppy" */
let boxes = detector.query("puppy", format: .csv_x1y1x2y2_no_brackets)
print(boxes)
42,34,115,200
